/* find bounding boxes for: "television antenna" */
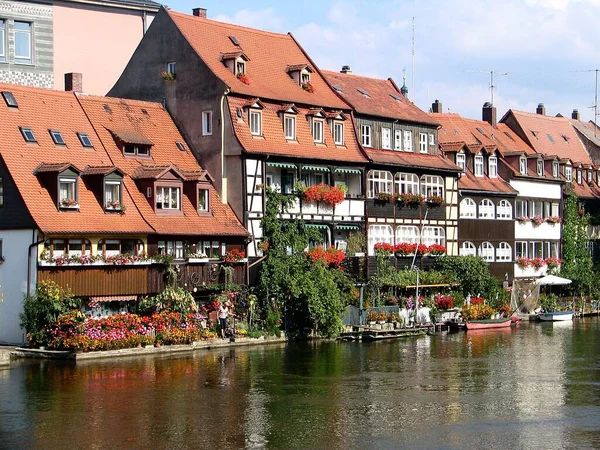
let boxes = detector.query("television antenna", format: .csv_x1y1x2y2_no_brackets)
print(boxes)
570,69,600,136
464,70,509,106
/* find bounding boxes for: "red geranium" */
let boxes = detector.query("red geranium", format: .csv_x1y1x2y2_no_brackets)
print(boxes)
394,242,417,256
428,244,447,256
306,246,346,268
225,249,245,263
435,295,454,310
302,184,346,207
374,242,394,255
471,296,485,305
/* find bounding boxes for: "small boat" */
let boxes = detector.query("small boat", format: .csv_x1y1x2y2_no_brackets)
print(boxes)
537,311,574,322
465,318,512,330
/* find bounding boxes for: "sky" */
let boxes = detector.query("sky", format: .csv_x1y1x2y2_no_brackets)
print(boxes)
163,0,600,122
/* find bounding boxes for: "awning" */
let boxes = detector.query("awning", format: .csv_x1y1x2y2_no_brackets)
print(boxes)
335,168,362,174
335,225,360,230
306,224,330,229
267,162,297,169
302,165,330,172
90,295,138,303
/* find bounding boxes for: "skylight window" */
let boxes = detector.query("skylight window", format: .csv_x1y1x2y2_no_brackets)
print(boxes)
390,93,402,102
229,35,240,46
20,127,36,142
547,133,555,144
103,104,112,113
453,129,459,135
77,132,93,148
141,109,149,116
50,130,65,145
1,91,17,108
503,131,515,141
562,135,569,142
531,130,538,138
176,141,186,151
332,85,344,93
357,88,370,98
476,127,486,135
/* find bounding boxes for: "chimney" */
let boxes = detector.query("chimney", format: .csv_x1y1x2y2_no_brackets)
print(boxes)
431,99,443,113
536,103,546,115
482,102,497,126
64,73,83,93
572,109,580,120
192,7,207,18
340,65,352,74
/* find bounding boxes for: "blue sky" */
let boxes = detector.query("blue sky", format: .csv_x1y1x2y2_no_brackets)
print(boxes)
163,0,600,122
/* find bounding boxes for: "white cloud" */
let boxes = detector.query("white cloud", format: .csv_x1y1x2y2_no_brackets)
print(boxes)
212,8,286,32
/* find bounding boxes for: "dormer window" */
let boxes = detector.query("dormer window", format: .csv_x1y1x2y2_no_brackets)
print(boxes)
456,153,465,171
156,186,180,210
519,157,527,175
250,110,262,136
236,60,245,75
312,118,324,143
301,72,310,84
488,156,498,178
198,188,209,212
109,129,152,158
59,178,78,209
565,166,572,182
553,161,559,178
220,51,250,80
123,144,150,157
104,180,122,210
537,159,544,177
284,115,296,140
587,170,592,183
333,122,344,145
474,154,484,177
286,64,314,91
577,169,582,184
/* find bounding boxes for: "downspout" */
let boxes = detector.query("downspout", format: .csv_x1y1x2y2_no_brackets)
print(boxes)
27,230,45,297
142,10,148,34
220,89,230,204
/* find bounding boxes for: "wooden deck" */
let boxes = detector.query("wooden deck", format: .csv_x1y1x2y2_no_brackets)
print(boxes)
339,325,436,341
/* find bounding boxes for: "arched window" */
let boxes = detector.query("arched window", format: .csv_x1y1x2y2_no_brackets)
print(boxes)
98,239,145,257
497,200,512,219
395,225,420,244
394,172,419,195
422,226,445,246
368,225,393,255
460,198,476,218
496,242,512,262
367,170,393,198
420,175,444,198
479,199,495,219
460,241,476,256
43,239,92,258
478,241,494,262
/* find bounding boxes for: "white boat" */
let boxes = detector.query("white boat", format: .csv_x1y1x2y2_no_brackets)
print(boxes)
537,311,574,322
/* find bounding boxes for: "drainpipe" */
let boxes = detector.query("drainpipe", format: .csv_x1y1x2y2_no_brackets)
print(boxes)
220,89,230,204
27,230,45,297
142,11,147,34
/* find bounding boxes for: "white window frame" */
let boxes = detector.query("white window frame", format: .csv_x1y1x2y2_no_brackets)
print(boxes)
460,241,476,257
156,186,181,210
333,121,344,145
198,188,209,212
0,19,5,63
479,199,495,219
478,242,494,262
202,110,212,136
166,61,176,75
587,170,592,183
403,130,413,152
59,178,77,204
497,200,512,219
312,118,324,143
456,153,465,171
284,115,296,140
368,224,393,256
421,226,445,246
519,157,527,175
515,241,528,258
488,156,498,178
565,166,572,182
361,124,372,147
14,21,32,64
496,242,512,262
396,225,420,244
474,155,484,177
395,172,419,195
420,175,444,197
429,133,435,146
250,110,262,136
104,180,121,207
394,129,402,151
529,241,543,259
419,132,428,153
537,159,544,176
577,169,582,184
382,127,391,149
460,198,476,218
553,161,559,178
531,200,544,217
367,170,393,198
516,200,528,218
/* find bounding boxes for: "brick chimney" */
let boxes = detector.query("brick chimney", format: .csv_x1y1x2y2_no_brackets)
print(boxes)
482,102,497,126
340,65,352,74
64,73,83,93
572,109,580,120
192,7,207,18
431,99,443,113
536,103,546,115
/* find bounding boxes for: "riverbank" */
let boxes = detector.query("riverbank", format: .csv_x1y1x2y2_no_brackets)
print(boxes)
10,335,288,362
0,348,11,367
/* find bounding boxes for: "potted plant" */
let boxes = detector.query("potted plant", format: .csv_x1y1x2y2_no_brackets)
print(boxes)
531,215,544,226
301,82,314,93
394,242,417,257
225,249,246,264
377,311,387,325
367,310,378,326
161,71,176,81
237,73,250,85
105,200,126,211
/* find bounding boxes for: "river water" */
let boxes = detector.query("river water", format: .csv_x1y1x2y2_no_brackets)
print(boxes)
1,318,600,450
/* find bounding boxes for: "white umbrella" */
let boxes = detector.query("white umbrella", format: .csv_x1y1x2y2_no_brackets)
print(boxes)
535,274,572,286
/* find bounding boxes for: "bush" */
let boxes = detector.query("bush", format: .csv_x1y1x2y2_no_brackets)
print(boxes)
433,256,498,299
20,280,82,347
462,304,496,321
138,286,198,315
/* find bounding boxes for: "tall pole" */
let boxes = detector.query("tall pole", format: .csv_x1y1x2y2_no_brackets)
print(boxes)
595,69,598,136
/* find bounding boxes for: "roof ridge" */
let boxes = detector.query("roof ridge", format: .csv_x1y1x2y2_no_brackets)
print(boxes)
511,109,569,122
321,69,393,84
82,93,164,108
167,10,292,40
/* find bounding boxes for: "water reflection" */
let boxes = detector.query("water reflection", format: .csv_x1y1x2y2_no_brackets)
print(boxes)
0,319,599,449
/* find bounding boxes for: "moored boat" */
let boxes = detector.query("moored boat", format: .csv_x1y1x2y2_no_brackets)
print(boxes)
465,318,512,330
537,311,573,322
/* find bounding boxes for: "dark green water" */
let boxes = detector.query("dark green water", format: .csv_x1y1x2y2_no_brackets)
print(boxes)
1,319,600,450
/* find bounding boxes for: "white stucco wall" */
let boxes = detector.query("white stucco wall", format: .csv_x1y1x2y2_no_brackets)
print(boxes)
0,229,37,345
510,180,562,200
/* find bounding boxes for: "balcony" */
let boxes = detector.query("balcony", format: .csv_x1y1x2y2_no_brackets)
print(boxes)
367,199,446,220
278,197,364,221
515,220,561,240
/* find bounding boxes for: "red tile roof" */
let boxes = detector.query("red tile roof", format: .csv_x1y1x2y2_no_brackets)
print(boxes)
366,148,460,172
227,96,367,163
0,82,246,237
459,171,517,194
502,110,591,164
322,71,438,125
167,10,348,109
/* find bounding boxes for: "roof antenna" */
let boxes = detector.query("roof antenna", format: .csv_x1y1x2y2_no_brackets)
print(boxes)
411,0,416,103
570,69,600,136
464,70,509,106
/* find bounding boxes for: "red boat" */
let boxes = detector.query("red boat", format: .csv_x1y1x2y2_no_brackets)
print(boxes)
465,318,512,330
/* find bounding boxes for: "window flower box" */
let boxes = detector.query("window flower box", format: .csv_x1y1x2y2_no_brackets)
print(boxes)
546,216,561,225
300,184,347,207
517,216,529,224
161,71,176,81
398,193,424,208
301,82,314,93
105,201,126,211
531,215,544,226
60,198,79,209
516,256,531,269
545,257,562,270
425,195,444,208
187,253,210,263
237,73,250,85
375,192,394,204
224,249,246,264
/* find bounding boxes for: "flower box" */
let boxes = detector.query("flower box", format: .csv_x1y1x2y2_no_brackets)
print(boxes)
187,257,210,263
60,204,79,210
